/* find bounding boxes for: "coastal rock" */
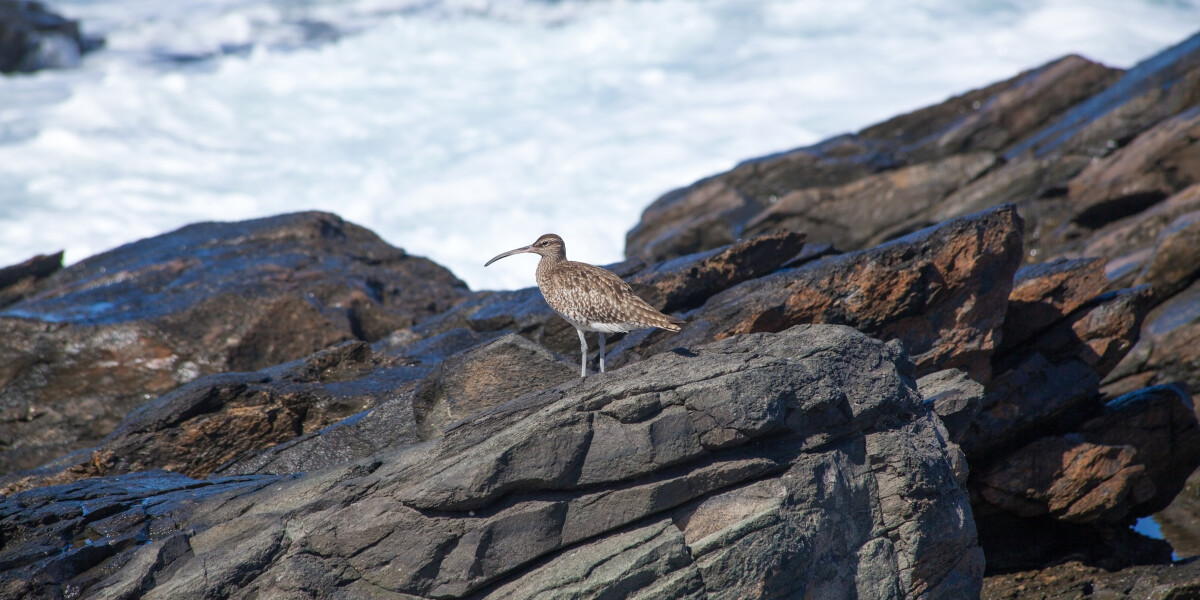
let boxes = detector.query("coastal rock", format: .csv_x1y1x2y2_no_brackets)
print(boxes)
612,204,1025,385
0,325,983,599
982,559,1200,600
0,212,469,475
625,54,1121,263
999,257,1109,353
1082,184,1200,287
918,369,984,444
0,251,62,308
0,0,103,74
0,340,426,495
1133,210,1200,298
964,286,1155,459
1067,106,1200,229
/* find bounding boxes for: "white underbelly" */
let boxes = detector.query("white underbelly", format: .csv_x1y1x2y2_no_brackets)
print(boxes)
556,312,635,334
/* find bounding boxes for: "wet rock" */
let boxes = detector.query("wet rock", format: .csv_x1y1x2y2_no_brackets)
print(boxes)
1104,277,1200,398
0,212,469,475
999,257,1109,353
1082,183,1200,287
1067,106,1200,229
0,0,104,74
0,341,425,494
0,251,62,308
625,55,1120,262
0,470,287,600
0,324,983,599
613,204,1025,385
1008,31,1200,160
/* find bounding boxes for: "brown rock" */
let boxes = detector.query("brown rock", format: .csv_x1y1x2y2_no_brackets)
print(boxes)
626,230,806,314
982,559,1200,599
626,55,1121,263
1067,107,1200,228
0,212,468,475
1084,183,1200,287
614,204,1025,384
0,251,62,308
1009,31,1200,160
742,152,996,250
976,435,1155,524
1104,277,1200,396
1000,257,1109,353
1133,210,1200,298
0,341,425,494
966,286,1154,459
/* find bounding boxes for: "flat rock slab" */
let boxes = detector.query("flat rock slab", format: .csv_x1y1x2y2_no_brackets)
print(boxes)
0,324,983,599
0,211,469,475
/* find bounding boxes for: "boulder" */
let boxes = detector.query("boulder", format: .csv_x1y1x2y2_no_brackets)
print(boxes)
0,325,984,599
0,212,469,475
0,0,103,74
999,257,1109,353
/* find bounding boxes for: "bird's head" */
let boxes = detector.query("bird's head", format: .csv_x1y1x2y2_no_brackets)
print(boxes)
485,233,566,266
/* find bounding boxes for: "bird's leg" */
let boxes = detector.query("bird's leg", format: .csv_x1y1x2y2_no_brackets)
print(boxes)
599,333,606,373
577,328,588,378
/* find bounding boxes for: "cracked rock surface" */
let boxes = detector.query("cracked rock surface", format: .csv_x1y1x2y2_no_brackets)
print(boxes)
0,324,982,600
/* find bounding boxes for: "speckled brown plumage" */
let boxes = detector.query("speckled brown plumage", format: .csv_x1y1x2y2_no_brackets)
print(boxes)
485,233,684,377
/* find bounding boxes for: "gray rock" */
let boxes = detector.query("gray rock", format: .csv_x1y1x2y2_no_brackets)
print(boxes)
0,324,982,599
918,369,984,443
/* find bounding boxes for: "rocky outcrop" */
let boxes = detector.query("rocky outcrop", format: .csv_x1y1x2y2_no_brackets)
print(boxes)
0,325,983,600
0,211,469,475
0,0,103,74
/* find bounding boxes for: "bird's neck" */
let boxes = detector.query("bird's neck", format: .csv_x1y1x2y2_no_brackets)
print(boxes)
535,253,566,287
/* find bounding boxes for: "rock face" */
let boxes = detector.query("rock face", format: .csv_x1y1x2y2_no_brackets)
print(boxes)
7,26,1200,600
0,325,983,600
0,0,103,74
0,211,469,475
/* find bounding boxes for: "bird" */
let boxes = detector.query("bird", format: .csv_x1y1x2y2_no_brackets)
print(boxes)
485,234,685,377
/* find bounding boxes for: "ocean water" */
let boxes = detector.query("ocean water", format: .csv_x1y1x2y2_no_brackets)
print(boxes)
1,0,1197,291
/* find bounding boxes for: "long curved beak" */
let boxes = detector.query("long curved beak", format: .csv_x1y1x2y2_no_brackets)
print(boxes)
484,245,534,267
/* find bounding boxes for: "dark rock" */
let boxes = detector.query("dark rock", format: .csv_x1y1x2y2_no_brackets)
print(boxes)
626,230,806,314
1103,276,1200,398
1000,257,1109,353
0,324,983,599
0,340,426,494
1082,183,1200,288
0,470,287,600
982,559,1200,600
965,286,1155,459
1007,31,1200,160
1067,106,1200,229
411,333,576,440
1133,209,1200,298
918,369,984,443
0,251,61,308
0,0,103,74
625,55,1120,263
0,212,469,475
613,204,1025,385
